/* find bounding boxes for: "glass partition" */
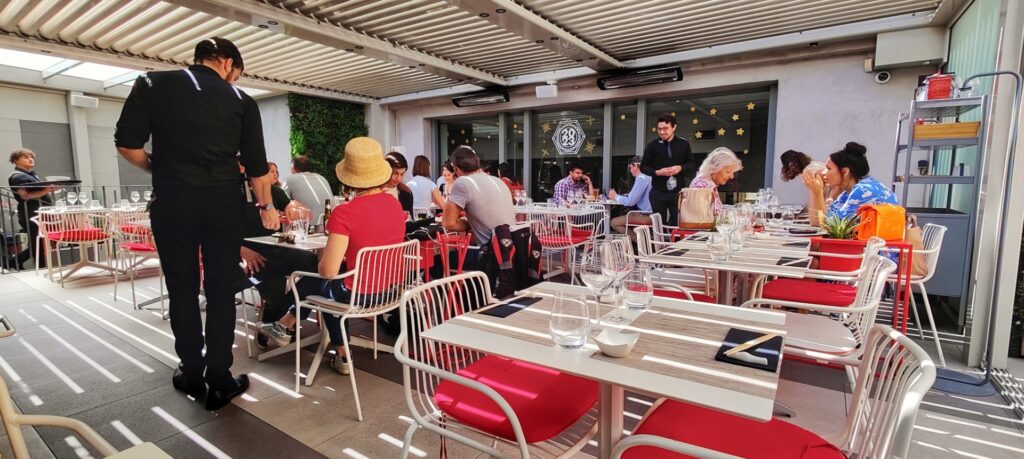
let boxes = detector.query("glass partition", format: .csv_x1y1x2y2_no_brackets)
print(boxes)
438,116,500,170
531,106,604,202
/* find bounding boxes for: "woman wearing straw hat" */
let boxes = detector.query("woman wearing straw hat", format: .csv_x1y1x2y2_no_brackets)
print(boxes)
259,137,406,375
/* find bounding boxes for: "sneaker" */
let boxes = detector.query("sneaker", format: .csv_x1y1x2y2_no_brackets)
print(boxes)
329,353,351,376
255,333,269,349
257,322,291,348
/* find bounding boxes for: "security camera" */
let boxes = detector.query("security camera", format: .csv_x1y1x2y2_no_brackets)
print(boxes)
874,71,891,84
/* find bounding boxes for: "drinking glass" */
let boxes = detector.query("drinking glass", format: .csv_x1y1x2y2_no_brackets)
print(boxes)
286,207,311,242
769,207,784,226
602,240,634,324
143,190,152,202
579,248,612,329
623,265,654,310
66,191,77,206
119,199,130,210
729,230,745,253
715,208,737,235
782,210,795,226
707,233,730,262
549,291,591,348
55,199,67,213
79,191,91,208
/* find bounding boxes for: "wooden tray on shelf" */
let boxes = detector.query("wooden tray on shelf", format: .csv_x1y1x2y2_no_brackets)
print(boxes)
913,121,980,140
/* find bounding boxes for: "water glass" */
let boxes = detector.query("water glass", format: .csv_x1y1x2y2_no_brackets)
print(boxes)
66,191,77,206
729,230,745,253
55,199,67,212
715,208,737,235
286,207,311,242
707,233,730,262
782,210,795,226
130,191,140,203
549,291,591,348
623,265,654,310
143,190,152,202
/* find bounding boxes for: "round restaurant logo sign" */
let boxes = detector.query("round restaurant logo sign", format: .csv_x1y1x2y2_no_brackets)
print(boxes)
552,119,585,156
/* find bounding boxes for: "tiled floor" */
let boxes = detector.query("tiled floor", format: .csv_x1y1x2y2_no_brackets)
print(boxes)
1,266,1024,458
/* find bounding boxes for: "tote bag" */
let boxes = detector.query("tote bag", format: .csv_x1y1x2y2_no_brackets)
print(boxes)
677,188,716,229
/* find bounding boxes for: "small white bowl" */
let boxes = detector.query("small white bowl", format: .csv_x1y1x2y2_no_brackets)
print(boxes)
751,232,770,240
594,329,639,358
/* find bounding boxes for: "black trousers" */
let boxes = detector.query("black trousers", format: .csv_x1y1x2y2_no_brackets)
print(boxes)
15,212,40,269
242,242,319,324
649,188,679,227
150,184,245,390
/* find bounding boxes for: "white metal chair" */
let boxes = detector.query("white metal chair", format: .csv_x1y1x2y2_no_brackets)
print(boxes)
649,212,679,243
110,210,165,318
532,211,602,278
742,241,895,383
33,210,114,286
0,315,171,459
288,239,420,420
634,226,715,301
611,324,936,459
886,223,947,367
394,272,598,458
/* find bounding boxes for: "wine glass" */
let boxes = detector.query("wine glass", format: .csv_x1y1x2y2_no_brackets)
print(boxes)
602,240,634,324
78,191,90,208
66,191,77,207
130,191,141,204
782,210,795,226
769,207,784,226
715,208,737,235
623,265,653,310
549,291,590,348
579,247,613,330
143,190,152,202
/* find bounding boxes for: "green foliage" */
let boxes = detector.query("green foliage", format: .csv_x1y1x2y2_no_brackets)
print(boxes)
818,211,859,239
287,93,368,191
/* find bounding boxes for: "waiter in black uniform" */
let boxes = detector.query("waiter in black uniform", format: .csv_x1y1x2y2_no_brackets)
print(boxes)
7,148,54,270
640,113,694,226
114,38,278,411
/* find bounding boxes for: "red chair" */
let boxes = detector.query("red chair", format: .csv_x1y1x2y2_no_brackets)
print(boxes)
394,272,598,458
752,237,875,307
612,324,936,459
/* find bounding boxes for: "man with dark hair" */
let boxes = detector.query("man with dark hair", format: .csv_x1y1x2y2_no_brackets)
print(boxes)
552,162,593,205
640,113,693,225
115,37,277,410
7,148,53,270
285,154,332,224
442,146,514,245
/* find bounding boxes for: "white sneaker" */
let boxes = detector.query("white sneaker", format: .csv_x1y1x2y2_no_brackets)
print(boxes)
329,354,351,376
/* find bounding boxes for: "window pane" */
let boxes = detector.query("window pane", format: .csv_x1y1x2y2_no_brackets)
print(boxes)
438,116,500,171
531,107,604,202
611,102,638,195
505,114,525,182
645,89,772,200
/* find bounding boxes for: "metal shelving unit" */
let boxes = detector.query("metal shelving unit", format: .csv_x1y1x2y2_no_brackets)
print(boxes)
891,95,989,329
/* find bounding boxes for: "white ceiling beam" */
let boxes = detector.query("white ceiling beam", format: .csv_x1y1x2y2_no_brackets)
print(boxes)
103,71,141,89
0,34,375,104
446,0,622,71
378,83,486,105
41,59,81,80
166,0,506,86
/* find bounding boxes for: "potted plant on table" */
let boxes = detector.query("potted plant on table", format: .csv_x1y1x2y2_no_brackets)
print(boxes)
814,212,864,272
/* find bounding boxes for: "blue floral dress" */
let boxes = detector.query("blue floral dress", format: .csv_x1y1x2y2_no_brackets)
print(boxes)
827,176,898,221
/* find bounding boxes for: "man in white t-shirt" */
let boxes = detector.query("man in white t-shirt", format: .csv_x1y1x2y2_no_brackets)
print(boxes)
284,155,333,224
443,146,514,245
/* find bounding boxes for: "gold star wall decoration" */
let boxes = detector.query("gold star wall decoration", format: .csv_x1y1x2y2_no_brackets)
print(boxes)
586,115,595,126
460,129,466,135
709,108,718,115
651,127,656,132
743,149,749,155
464,138,470,144
541,148,550,157
689,106,696,112
717,128,726,136
513,123,518,129
620,114,626,120
694,131,703,139
583,141,596,154
541,122,552,134
736,128,745,136
450,139,455,144
671,111,676,117
746,102,756,110
731,114,740,121
692,118,699,125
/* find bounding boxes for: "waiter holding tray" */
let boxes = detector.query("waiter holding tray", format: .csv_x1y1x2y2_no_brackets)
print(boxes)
7,148,54,270
114,37,278,410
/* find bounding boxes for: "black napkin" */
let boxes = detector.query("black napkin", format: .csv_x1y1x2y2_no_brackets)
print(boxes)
657,248,689,257
478,296,543,318
788,227,818,235
776,256,807,267
782,241,807,248
685,234,708,242
714,328,783,372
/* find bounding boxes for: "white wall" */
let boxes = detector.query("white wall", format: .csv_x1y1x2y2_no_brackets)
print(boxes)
86,98,124,187
257,95,292,180
388,45,929,205
0,84,68,155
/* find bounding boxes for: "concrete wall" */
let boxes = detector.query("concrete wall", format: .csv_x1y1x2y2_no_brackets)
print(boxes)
387,42,929,205
257,95,292,180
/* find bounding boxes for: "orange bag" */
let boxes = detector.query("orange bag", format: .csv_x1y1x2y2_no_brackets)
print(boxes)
854,204,906,241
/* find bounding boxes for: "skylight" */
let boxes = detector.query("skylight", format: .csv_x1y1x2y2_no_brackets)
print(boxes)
0,48,65,71
239,86,271,97
62,62,136,80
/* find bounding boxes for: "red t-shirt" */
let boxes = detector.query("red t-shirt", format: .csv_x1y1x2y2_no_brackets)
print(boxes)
325,192,407,290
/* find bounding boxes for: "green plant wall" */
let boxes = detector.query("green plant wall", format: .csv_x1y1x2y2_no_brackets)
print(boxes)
288,93,368,192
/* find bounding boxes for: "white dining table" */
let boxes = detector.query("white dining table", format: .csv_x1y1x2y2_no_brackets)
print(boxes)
420,281,786,459
641,231,813,305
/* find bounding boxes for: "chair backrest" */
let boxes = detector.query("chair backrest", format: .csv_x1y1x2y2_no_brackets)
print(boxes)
843,248,897,351
838,324,936,458
349,239,420,312
635,226,654,257
919,223,947,281
110,210,151,245
395,272,494,420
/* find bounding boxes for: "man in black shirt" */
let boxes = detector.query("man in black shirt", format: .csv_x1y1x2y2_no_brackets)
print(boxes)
114,37,278,410
7,149,53,270
640,113,694,226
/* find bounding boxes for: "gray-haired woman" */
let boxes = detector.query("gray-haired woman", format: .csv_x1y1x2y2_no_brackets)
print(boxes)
688,147,743,215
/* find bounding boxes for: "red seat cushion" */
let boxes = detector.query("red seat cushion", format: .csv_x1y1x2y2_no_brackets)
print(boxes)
120,224,151,235
654,289,716,304
48,228,107,242
434,355,598,443
762,279,856,307
622,400,845,459
538,234,590,246
122,242,156,252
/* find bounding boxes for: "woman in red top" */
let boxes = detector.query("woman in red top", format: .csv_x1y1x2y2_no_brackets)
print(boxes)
259,137,406,375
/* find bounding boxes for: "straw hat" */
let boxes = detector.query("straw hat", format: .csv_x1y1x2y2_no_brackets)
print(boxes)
335,137,391,189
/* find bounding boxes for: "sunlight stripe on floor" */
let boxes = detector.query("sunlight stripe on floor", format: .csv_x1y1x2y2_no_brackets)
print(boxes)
64,435,94,459
0,354,44,406
249,372,302,399
21,339,83,394
64,300,177,362
151,406,230,459
40,304,155,373
378,433,426,457
36,323,121,383
110,420,143,446
89,297,174,340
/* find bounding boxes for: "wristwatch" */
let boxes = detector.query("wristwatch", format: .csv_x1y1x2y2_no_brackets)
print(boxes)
255,202,275,211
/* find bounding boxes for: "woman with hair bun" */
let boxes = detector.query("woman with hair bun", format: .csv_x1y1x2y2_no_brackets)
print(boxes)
805,142,897,226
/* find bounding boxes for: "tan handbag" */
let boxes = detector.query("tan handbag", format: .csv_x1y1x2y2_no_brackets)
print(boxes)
905,225,929,276
677,188,716,229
